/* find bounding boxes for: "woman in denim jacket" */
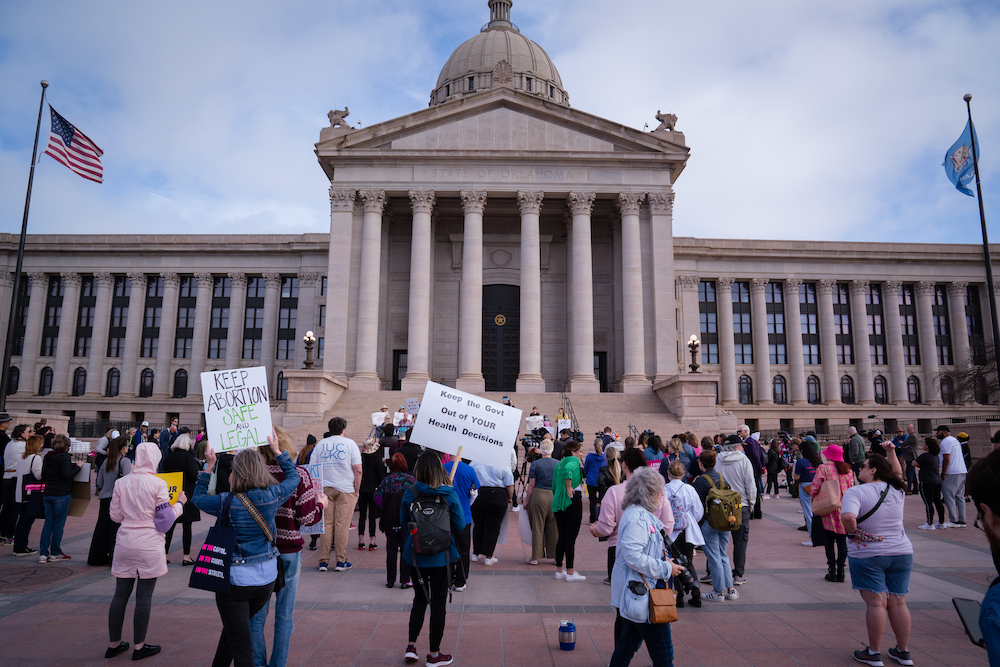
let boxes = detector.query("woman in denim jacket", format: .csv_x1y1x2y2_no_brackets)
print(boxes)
193,435,299,667
609,467,685,667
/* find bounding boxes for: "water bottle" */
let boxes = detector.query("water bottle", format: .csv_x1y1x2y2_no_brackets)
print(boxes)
558,619,576,651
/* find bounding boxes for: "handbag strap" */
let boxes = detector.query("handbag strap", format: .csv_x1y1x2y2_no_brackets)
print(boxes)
219,492,236,529
236,492,276,545
857,483,891,525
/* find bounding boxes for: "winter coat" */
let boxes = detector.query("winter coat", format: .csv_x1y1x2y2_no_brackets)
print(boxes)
41,451,80,497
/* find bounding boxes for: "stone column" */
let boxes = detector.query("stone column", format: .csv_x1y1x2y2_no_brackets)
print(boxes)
152,273,180,397
121,272,148,397
567,191,600,394
402,190,436,393
677,275,700,365
51,272,81,396
85,272,114,395
352,189,386,390
850,280,875,405
187,272,214,397
716,277,737,404
18,272,48,394
648,191,678,382
294,272,320,368
915,280,942,404
225,273,247,370
618,192,650,391
749,278,771,404
516,191,545,392
817,279,841,405
564,210,574,388
784,279,806,404
882,281,907,404
261,273,281,391
947,282,970,367
324,189,356,379
456,191,486,393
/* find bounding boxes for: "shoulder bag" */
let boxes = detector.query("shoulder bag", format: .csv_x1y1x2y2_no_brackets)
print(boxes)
189,493,236,594
811,471,843,517
235,493,285,592
639,572,677,624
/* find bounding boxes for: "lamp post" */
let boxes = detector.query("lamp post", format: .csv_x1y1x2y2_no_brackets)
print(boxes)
687,335,701,373
303,330,317,369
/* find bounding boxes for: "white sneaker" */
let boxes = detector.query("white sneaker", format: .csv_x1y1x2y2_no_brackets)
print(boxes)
724,588,739,601
802,540,813,547
470,554,480,562
554,570,567,579
943,522,959,528
774,494,781,499
565,572,587,582
484,557,499,565
917,523,935,531
762,495,770,500
935,523,948,530
701,590,725,602
38,555,48,564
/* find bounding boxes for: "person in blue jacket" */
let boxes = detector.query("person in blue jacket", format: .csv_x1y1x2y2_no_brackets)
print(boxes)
583,439,607,524
401,451,466,667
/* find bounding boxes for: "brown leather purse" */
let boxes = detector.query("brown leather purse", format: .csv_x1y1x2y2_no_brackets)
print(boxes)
639,573,677,624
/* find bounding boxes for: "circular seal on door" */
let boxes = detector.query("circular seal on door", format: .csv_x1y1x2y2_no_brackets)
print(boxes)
494,314,507,326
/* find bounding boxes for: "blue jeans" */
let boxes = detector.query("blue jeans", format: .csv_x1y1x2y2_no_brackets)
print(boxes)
39,495,71,557
799,488,813,535
700,522,733,592
609,616,673,667
250,552,301,667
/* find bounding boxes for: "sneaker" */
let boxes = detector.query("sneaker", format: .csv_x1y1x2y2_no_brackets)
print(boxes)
526,559,538,565
369,543,378,551
700,574,713,584
470,554,480,562
935,523,948,530
701,590,725,602
13,548,38,557
797,525,808,531
426,653,453,667
335,561,353,571
917,523,935,531
763,494,770,500
105,641,129,659
565,572,587,582
724,588,739,601
38,555,49,564
404,644,419,663
484,557,499,565
953,521,967,528
774,494,781,499
401,582,413,589
48,554,71,562
732,575,746,585
318,562,329,572
554,570,567,580
887,647,913,666
854,648,884,666
386,582,396,589
802,541,814,547
132,644,161,661
452,584,467,592
603,577,611,585
358,543,366,551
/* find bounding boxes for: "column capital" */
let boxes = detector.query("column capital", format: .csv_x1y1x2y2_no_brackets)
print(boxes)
298,272,321,287
95,272,114,288
567,191,596,215
750,277,768,294
359,189,387,214
127,272,148,289
460,190,487,214
677,275,700,291
160,272,180,289
408,190,436,214
883,279,902,292
716,277,734,290
194,272,213,287
817,279,837,294
60,272,81,289
784,277,802,292
850,279,869,296
228,272,247,289
947,281,969,297
616,192,646,216
647,191,675,215
516,191,544,215
329,187,357,212
28,272,47,287
263,273,282,289
916,280,936,296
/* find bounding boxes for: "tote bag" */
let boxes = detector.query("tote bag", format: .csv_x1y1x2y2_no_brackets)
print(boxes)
811,479,842,517
189,494,236,594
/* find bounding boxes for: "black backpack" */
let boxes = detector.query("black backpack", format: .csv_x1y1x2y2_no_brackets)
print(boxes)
408,490,452,555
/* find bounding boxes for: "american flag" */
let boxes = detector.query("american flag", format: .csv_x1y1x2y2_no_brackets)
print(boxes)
43,106,103,183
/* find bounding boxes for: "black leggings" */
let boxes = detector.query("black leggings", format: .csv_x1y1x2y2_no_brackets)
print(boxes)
824,530,847,568
920,479,946,525
165,522,192,555
586,484,601,523
357,492,378,539
109,577,156,645
409,565,449,653
554,491,583,570
765,472,780,495
214,581,275,667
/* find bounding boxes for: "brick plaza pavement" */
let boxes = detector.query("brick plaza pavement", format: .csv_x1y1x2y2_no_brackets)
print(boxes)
0,486,992,666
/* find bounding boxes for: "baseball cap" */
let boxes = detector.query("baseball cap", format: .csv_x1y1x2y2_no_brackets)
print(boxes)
141,421,149,426
935,424,950,432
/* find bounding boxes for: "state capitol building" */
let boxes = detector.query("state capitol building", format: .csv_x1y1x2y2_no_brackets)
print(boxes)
3,1,997,438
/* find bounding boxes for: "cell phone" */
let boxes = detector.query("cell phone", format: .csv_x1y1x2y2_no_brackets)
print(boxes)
952,597,985,648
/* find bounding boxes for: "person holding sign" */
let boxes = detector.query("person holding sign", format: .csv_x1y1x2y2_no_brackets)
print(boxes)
552,440,587,582
105,441,186,661
161,434,202,566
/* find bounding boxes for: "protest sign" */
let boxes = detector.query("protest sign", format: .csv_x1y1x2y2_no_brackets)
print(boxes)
372,412,387,426
525,415,544,432
299,464,325,536
408,381,521,470
557,419,572,434
155,472,183,504
393,412,405,426
405,398,420,415
201,367,273,453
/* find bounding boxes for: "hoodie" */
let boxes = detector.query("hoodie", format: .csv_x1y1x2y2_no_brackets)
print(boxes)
715,450,757,508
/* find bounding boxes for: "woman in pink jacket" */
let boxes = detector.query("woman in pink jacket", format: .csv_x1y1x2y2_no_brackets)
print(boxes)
105,442,186,661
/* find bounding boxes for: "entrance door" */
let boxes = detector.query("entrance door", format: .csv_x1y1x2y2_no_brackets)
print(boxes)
482,285,519,392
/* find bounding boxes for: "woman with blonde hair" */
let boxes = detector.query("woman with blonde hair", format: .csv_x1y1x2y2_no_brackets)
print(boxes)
161,433,201,566
524,438,558,565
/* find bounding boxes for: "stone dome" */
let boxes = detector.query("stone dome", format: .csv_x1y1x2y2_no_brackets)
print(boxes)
430,1,569,107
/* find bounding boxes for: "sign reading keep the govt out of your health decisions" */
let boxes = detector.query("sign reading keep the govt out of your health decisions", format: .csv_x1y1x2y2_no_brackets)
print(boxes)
408,381,521,470
201,366,273,453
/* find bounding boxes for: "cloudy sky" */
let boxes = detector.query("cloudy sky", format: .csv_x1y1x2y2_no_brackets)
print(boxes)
0,0,997,244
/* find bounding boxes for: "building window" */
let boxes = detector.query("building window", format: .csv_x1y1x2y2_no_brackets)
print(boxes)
445,83,450,97
874,375,888,404
38,366,53,396
75,275,95,359
766,282,786,364
941,377,956,405
975,376,990,404
833,284,853,365
907,375,921,404
319,305,326,327
106,368,120,397
738,374,753,404
12,277,29,356
525,77,532,92
932,285,953,365
840,375,855,404
7,366,19,395
698,281,719,364
173,369,188,399
899,285,919,365
800,283,820,364
175,276,197,359
139,368,154,398
732,282,752,364
468,76,475,91
807,374,822,404
317,337,324,359
866,284,886,365
320,276,327,296
277,277,299,360
72,368,86,396
41,275,63,358
175,337,193,359
209,338,227,360
243,277,265,359
141,275,163,359
141,337,158,358
276,371,288,400
967,284,986,365
772,375,787,404
209,276,231,359
242,338,261,360
550,85,555,97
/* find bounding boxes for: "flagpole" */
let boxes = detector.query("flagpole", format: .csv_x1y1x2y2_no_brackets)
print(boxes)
965,93,1000,397
0,80,48,412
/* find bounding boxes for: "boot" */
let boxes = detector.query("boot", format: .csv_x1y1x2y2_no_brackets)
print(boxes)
676,593,685,608
688,593,702,608
824,565,837,582
835,563,845,582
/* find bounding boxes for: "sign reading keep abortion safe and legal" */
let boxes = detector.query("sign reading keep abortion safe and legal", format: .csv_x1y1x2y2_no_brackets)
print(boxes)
408,381,521,470
201,367,273,453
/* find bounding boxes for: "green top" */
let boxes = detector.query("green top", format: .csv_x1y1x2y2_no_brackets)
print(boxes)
551,455,583,513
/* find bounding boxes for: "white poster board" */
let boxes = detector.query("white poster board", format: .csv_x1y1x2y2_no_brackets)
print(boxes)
299,463,325,536
557,419,572,434
372,412,387,426
405,398,421,415
201,367,273,453
393,412,405,426
408,381,522,470
525,416,544,432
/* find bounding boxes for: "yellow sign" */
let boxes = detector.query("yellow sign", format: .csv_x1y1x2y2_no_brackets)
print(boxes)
155,472,183,505
494,314,506,326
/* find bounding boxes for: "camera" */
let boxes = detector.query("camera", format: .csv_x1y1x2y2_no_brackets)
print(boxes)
661,530,699,595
